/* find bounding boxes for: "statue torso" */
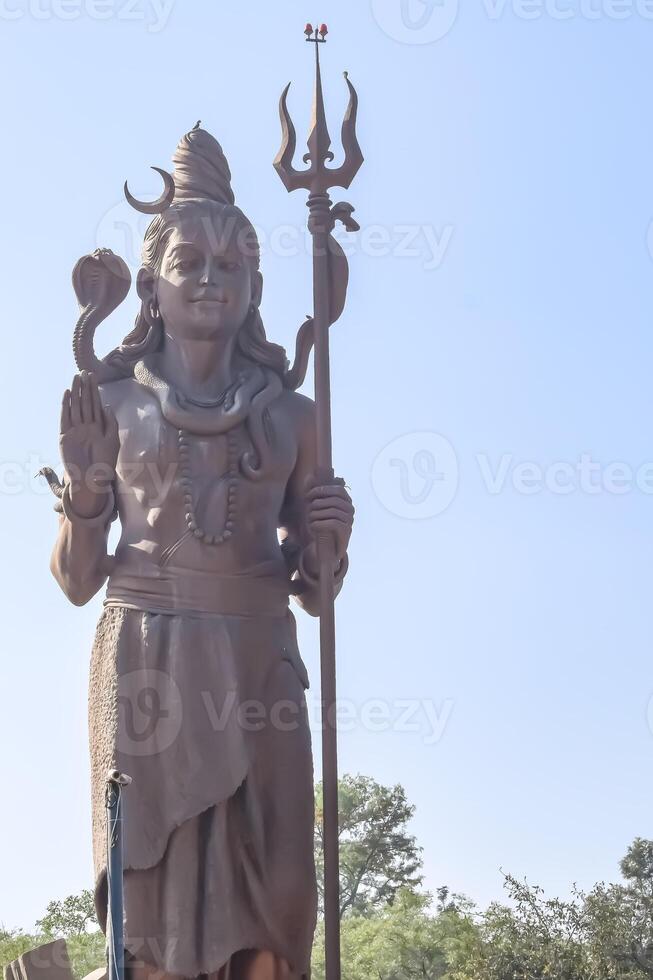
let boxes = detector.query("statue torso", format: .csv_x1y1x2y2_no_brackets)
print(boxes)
101,375,301,581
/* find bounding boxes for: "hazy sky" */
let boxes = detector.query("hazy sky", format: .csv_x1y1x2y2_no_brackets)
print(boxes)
1,0,652,932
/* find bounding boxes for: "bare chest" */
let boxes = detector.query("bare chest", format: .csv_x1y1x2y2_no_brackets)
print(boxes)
110,385,298,538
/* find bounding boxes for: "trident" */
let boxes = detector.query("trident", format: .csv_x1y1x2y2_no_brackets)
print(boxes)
274,23,364,980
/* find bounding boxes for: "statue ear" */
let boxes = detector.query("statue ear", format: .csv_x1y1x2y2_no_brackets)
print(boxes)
251,270,263,309
136,267,156,305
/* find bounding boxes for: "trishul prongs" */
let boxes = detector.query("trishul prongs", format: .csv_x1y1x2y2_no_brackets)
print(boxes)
274,25,364,194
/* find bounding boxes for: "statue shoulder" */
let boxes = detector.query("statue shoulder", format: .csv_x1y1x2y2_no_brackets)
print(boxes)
98,375,153,417
274,388,316,439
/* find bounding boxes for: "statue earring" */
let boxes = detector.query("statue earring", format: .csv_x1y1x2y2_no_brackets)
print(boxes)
150,302,160,321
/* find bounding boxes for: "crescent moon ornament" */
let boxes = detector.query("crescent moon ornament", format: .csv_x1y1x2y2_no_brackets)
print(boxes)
124,166,175,214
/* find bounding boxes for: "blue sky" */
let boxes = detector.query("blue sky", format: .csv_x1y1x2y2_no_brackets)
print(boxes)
1,0,653,932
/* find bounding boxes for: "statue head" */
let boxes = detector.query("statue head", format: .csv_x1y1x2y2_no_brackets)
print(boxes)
139,199,261,344
120,123,287,378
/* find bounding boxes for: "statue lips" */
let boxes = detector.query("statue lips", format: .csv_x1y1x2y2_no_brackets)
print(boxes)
187,295,231,328
189,294,228,306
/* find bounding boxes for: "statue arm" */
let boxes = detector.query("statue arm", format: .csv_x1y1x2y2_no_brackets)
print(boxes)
50,501,115,606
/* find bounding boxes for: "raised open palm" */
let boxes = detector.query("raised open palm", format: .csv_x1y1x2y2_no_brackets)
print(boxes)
60,370,119,495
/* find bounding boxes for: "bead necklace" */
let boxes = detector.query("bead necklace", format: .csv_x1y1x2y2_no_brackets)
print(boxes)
177,427,239,545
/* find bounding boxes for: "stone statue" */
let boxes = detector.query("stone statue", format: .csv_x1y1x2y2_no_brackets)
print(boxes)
44,119,355,980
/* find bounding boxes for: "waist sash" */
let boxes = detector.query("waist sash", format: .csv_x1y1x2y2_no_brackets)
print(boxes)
105,561,291,617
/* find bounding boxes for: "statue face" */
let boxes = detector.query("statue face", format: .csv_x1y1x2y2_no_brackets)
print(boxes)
155,206,259,342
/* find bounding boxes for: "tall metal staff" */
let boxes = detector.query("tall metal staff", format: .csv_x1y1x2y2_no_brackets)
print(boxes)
105,770,131,980
274,24,364,980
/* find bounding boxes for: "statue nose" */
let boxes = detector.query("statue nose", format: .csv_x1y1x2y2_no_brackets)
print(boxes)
199,259,221,287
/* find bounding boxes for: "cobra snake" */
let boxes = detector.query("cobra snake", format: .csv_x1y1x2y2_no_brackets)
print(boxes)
40,248,132,503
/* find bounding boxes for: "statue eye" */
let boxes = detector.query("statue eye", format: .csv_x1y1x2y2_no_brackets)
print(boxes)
219,260,240,273
174,258,198,273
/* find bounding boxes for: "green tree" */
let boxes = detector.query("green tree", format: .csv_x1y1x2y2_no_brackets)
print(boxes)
315,775,424,919
582,839,653,978
1,892,104,980
65,932,106,980
448,843,653,980
312,775,480,979
312,889,479,980
36,890,97,939
620,839,653,893
448,875,595,980
34,888,105,978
